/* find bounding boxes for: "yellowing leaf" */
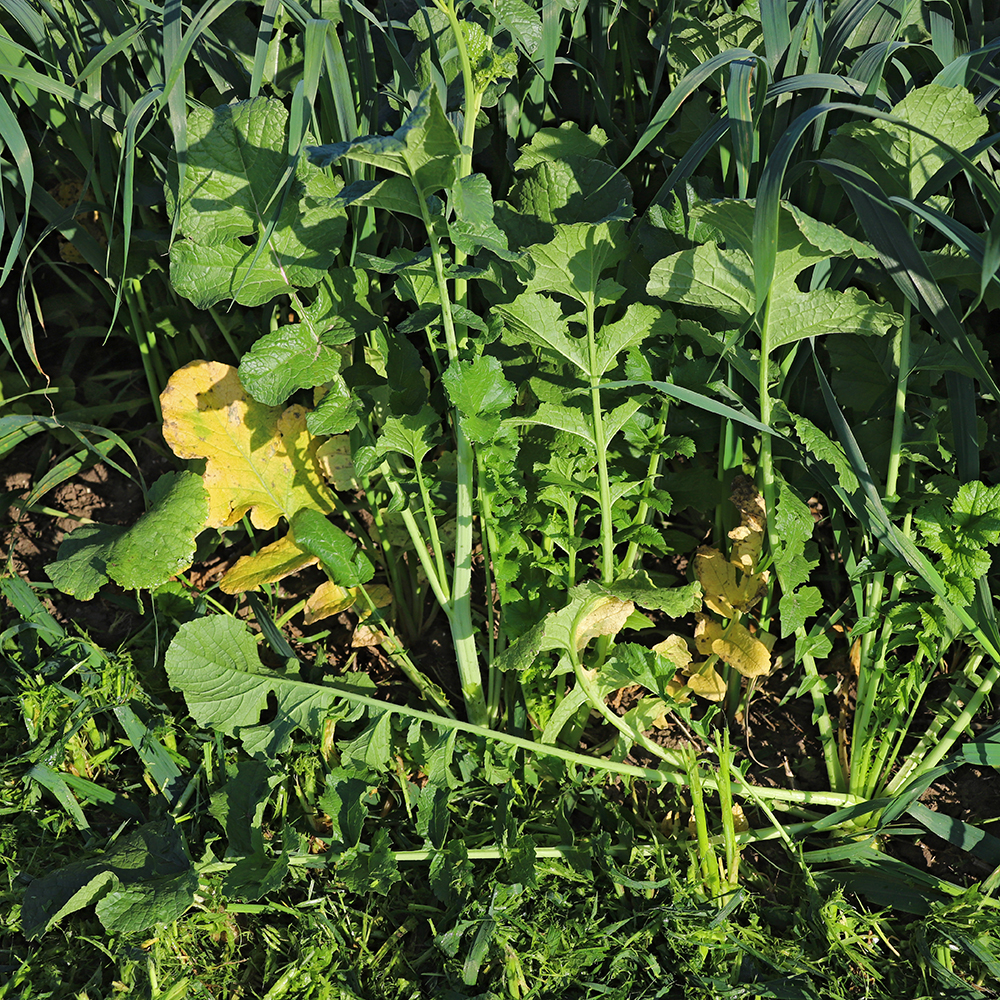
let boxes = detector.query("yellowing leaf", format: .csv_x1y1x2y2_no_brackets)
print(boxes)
316,434,359,491
686,665,727,701
303,582,393,626
695,547,766,616
694,613,771,678
160,361,335,529
303,581,360,624
652,634,693,671
573,596,634,650
220,535,317,594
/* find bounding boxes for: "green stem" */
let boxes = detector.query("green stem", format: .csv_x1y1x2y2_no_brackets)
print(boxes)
417,183,485,726
586,295,615,583
758,299,844,791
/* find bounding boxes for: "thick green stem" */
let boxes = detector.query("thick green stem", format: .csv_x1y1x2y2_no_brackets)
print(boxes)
586,297,615,583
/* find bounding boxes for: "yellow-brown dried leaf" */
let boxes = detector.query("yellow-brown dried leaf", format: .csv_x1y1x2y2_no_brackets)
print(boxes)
220,535,317,594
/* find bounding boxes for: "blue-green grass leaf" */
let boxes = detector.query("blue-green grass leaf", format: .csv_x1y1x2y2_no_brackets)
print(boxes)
728,58,756,199
760,0,791,70
907,802,1000,865
616,48,760,177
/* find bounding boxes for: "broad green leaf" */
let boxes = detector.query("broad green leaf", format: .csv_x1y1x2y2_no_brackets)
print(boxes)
512,157,632,230
449,173,517,259
22,820,193,939
512,123,609,171
165,617,369,755
95,869,199,934
291,508,374,587
336,176,422,217
337,828,401,896
497,291,588,371
779,586,824,637
527,220,629,304
772,485,820,594
46,472,209,598
308,375,362,437
160,361,335,530
823,84,988,199
594,304,676,378
175,98,289,244
442,356,515,444
45,524,123,600
648,244,754,321
307,88,460,197
649,200,900,345
170,98,347,309
238,322,351,406
511,403,596,446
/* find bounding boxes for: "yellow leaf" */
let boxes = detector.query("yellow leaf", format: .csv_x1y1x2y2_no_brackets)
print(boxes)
160,361,335,529
652,634,693,671
316,434,359,491
686,665,727,701
573,597,634,651
219,535,317,594
694,613,771,678
356,584,394,621
303,581,360,624
695,546,767,616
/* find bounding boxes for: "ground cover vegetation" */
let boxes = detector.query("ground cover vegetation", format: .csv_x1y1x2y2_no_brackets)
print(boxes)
3,0,1000,995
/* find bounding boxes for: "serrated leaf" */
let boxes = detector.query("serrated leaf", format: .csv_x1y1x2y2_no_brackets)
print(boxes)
160,361,335,530
45,523,124,600
497,291,588,371
594,304,676,378
515,402,596,445
513,123,609,171
46,472,209,598
377,405,441,463
527,220,629,305
772,486,820,593
337,828,400,896
823,84,988,199
442,356,515,420
165,617,358,753
779,586,824,637
170,99,347,309
606,578,702,617
106,472,209,591
22,819,193,939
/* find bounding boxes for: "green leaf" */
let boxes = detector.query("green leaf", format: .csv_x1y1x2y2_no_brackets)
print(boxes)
336,176,423,217
44,523,124,600
338,828,401,896
210,760,283,857
429,839,473,904
238,323,351,406
915,481,1000,603
648,244,754,321
779,586,823,637
442,356,515,444
496,291,588,371
512,403,596,446
46,473,209,598
594,304,676,378
377,405,441,464
513,123,609,171
307,88,459,197
527,220,629,305
291,508,373,588
21,820,193,939
319,770,369,847
166,617,345,751
772,485,820,594
170,98,348,309
606,578,702,617
823,84,988,199
307,375,362,437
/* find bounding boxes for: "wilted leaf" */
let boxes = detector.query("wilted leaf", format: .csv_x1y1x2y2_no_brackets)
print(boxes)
694,613,771,678
686,665,728,701
316,434,359,490
220,534,318,594
160,361,335,530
